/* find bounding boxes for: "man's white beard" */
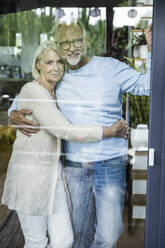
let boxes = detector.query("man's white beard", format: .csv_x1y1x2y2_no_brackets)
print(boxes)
65,51,82,66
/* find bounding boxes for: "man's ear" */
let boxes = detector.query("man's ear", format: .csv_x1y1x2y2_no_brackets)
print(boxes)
83,38,87,55
83,38,87,48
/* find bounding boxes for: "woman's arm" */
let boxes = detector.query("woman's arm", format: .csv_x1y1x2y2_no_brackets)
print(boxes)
19,83,128,142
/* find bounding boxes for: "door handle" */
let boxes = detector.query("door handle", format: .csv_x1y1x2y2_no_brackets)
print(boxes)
148,148,155,166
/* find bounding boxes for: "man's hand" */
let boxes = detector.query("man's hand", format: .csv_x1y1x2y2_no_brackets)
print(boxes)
10,109,40,137
145,23,152,52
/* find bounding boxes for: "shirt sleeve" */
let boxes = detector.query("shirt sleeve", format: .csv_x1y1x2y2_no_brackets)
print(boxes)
117,52,151,96
19,83,103,143
8,95,19,116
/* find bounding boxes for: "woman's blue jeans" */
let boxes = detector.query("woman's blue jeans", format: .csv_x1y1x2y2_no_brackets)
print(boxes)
64,156,126,248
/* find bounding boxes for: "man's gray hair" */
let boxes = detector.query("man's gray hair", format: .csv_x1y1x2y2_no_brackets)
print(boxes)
32,40,67,80
54,20,86,42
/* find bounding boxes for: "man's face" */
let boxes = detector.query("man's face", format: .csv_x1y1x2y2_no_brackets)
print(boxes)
57,24,86,68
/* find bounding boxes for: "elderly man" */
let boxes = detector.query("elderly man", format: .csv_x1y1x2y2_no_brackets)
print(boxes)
9,21,152,248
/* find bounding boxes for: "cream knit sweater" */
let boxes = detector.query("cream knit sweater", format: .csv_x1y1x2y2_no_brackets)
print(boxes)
2,81,102,215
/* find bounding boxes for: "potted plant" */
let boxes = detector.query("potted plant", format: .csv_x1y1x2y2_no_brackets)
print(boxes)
132,31,147,58
123,57,150,129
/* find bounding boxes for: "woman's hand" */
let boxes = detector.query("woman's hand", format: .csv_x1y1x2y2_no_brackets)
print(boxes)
103,119,129,139
10,109,40,137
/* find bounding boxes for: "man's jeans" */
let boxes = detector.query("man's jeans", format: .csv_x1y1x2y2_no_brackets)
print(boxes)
64,156,126,248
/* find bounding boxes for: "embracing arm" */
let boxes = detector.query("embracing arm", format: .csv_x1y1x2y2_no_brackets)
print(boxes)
9,95,40,136
20,83,101,142
8,95,19,116
19,83,128,142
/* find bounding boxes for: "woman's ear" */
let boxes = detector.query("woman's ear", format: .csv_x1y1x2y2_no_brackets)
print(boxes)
36,60,41,71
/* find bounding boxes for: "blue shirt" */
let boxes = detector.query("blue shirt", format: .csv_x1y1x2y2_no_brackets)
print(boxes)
9,53,151,162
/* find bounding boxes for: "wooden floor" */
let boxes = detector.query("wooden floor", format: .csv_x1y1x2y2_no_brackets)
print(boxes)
0,174,10,224
117,208,145,248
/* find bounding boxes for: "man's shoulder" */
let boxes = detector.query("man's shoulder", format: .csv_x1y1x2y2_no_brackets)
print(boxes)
92,56,122,71
94,55,120,64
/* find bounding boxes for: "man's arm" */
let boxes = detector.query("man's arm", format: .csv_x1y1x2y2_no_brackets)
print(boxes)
8,95,19,116
9,95,40,137
116,24,152,96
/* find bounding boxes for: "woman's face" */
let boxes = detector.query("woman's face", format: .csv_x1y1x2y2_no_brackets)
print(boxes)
37,48,65,83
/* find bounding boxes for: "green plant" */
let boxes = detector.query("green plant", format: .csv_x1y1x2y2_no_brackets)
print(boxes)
113,26,128,50
124,57,141,72
86,20,106,56
118,0,130,7
136,19,149,30
78,9,106,56
132,19,148,49
123,57,150,128
132,31,147,49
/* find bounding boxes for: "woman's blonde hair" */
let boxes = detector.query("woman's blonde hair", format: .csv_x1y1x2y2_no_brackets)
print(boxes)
32,40,67,80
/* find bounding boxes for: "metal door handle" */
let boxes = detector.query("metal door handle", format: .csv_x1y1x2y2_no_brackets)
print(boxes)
148,148,155,166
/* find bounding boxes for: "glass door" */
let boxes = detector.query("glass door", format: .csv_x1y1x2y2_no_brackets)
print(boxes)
2,1,164,247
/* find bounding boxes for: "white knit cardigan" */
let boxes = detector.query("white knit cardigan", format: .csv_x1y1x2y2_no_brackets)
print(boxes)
2,81,102,215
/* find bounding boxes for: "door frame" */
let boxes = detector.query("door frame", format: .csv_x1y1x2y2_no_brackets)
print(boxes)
145,0,165,247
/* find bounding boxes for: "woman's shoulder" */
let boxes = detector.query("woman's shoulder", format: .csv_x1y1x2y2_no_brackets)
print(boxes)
20,81,37,93
21,81,38,91
20,81,49,98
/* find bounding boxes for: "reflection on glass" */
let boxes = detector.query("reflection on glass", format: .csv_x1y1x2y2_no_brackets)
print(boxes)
0,3,153,247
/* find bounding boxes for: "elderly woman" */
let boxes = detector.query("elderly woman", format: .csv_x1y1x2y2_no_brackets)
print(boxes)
2,41,128,248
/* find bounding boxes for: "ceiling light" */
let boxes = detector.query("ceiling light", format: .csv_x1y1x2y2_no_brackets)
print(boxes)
55,8,65,19
128,9,138,18
90,8,101,17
